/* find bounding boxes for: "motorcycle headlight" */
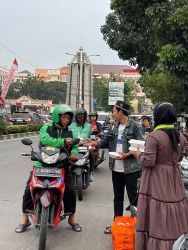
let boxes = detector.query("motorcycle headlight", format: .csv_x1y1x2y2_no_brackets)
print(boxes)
75,158,87,166
181,163,188,170
181,158,188,169
41,152,59,164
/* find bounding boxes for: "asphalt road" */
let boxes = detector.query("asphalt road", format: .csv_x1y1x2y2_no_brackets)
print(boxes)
0,137,129,250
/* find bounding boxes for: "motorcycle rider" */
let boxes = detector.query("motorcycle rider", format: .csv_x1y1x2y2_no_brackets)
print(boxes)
69,107,95,182
141,116,153,135
89,111,103,136
103,116,112,129
88,111,105,166
15,104,82,233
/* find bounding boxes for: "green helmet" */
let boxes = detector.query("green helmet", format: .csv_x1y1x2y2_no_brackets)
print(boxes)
52,104,74,124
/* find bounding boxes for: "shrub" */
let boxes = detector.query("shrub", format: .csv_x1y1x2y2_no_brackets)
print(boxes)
0,117,7,135
6,123,43,134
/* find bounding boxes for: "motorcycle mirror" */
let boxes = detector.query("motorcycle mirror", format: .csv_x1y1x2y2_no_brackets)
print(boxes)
21,138,33,146
68,138,80,147
59,153,68,161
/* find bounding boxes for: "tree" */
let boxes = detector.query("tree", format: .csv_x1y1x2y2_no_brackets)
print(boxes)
93,77,109,111
101,0,185,72
6,76,67,104
139,71,184,112
124,79,138,104
93,76,137,111
101,1,188,111
158,5,188,108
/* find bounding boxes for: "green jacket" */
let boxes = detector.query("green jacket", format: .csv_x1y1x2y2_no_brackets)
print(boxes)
69,122,95,140
40,122,78,155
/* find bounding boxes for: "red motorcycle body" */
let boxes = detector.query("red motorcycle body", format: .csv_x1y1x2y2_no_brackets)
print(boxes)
30,167,65,228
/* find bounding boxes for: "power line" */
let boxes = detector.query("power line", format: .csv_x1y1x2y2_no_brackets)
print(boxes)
0,41,39,68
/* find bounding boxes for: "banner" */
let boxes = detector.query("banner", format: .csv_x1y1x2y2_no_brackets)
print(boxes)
108,82,124,105
0,58,18,106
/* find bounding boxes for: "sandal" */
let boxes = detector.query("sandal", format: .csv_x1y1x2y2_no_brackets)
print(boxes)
104,226,111,234
15,222,31,233
69,222,82,232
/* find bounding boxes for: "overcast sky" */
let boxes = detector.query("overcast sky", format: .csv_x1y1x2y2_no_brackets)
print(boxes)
0,0,129,72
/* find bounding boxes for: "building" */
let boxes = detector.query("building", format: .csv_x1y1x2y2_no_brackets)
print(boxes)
92,64,141,82
92,64,153,113
60,66,69,82
35,68,69,83
13,70,33,83
5,95,53,114
0,65,9,88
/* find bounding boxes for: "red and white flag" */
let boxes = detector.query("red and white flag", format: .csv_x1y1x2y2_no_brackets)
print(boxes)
0,58,18,106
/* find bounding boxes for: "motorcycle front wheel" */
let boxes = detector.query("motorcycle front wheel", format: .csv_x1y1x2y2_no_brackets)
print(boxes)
77,175,83,201
38,206,49,250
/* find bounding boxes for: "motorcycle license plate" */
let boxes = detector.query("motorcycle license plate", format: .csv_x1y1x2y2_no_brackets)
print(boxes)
78,146,88,152
34,168,61,177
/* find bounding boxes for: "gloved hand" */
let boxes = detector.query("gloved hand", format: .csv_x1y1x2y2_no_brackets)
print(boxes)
70,154,79,162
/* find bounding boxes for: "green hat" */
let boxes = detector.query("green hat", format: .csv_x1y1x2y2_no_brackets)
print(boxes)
52,104,74,124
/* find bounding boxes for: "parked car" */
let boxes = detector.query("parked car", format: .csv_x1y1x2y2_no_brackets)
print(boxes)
39,114,52,124
11,111,43,125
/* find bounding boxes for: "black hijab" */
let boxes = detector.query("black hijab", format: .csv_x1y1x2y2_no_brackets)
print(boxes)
153,102,180,152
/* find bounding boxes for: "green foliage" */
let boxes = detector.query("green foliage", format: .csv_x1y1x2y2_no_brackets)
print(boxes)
158,5,188,76
93,77,110,111
6,124,42,134
139,71,184,112
124,80,138,104
27,124,43,132
93,77,137,111
6,76,67,104
0,117,7,135
102,1,188,112
101,0,184,71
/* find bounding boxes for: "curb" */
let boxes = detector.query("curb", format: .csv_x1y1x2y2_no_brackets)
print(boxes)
0,131,40,141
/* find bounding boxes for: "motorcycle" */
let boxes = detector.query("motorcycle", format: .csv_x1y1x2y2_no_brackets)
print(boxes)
70,142,91,201
21,137,79,250
172,156,188,250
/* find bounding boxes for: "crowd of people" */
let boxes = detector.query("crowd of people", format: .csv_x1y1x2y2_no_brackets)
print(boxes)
15,100,188,250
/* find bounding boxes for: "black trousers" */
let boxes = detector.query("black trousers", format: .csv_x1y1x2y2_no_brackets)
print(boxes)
112,170,140,217
22,170,76,214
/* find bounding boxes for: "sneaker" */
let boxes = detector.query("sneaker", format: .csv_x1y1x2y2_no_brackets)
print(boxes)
89,173,94,182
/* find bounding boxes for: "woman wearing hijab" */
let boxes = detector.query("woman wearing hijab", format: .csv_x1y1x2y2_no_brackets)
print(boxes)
134,102,188,250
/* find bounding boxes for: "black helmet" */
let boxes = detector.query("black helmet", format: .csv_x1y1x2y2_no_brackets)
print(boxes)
75,107,87,122
89,111,98,120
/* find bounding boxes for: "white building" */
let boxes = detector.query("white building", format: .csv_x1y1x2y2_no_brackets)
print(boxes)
13,70,33,83
0,65,9,88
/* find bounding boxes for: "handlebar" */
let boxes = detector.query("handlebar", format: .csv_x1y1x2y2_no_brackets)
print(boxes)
68,138,80,147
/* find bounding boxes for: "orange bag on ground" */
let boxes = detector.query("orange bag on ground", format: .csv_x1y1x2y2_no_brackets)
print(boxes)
111,216,136,250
